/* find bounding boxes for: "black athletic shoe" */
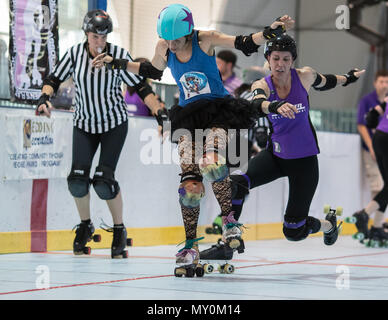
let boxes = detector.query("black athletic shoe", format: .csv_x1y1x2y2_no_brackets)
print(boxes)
200,240,234,260
353,209,369,239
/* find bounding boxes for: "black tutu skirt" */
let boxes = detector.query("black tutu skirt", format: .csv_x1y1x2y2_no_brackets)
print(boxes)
169,96,260,141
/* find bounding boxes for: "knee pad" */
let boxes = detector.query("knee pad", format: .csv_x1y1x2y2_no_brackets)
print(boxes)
230,172,250,200
178,172,205,208
199,152,228,182
283,216,321,242
67,166,91,198
92,165,120,200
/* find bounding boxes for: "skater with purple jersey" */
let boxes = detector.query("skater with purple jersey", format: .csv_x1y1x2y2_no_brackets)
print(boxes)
351,94,388,247
201,34,365,260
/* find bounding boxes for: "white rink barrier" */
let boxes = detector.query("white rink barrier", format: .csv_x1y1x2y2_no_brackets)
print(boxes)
0,107,369,253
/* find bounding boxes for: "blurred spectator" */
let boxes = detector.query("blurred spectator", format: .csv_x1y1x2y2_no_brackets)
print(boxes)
216,50,242,96
124,57,156,117
357,70,388,199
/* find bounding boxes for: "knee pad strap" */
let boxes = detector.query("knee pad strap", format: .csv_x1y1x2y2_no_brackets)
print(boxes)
92,165,120,200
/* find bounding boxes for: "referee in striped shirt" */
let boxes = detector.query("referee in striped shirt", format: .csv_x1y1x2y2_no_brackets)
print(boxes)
36,10,166,258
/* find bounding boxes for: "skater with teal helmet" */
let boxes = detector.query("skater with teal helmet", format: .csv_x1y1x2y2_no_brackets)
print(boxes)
149,4,296,277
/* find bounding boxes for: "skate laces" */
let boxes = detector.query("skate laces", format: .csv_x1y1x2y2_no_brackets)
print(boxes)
222,212,244,230
176,237,204,256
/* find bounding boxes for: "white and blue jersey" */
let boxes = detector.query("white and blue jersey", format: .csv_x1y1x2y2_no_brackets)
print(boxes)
167,30,229,106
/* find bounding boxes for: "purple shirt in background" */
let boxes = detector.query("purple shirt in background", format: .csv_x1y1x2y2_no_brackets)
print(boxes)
376,102,388,133
124,90,151,117
223,73,242,96
357,91,381,150
265,68,319,159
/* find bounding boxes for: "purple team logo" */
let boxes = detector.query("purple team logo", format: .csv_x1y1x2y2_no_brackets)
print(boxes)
180,71,211,99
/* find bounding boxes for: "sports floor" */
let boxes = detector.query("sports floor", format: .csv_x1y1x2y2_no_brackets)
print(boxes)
0,235,387,300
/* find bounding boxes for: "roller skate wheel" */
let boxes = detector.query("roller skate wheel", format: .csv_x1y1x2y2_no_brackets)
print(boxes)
323,204,331,214
204,264,214,274
335,207,343,216
353,232,365,241
93,234,101,242
218,265,225,273
195,265,205,277
345,217,357,224
174,268,183,277
83,247,91,255
122,250,128,258
185,267,195,278
224,263,235,274
126,238,133,246
228,238,240,249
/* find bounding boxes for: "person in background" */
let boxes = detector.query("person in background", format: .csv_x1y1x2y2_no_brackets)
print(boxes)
216,50,243,96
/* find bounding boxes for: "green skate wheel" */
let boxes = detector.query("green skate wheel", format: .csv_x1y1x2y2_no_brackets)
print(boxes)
370,240,380,248
353,232,364,241
345,217,357,224
323,205,331,214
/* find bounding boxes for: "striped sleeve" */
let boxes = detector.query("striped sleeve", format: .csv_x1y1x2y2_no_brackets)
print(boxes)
51,46,76,82
118,47,143,87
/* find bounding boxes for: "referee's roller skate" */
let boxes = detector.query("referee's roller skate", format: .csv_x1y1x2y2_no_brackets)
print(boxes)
323,205,343,246
205,214,223,235
364,227,388,248
174,237,205,278
100,221,133,259
344,209,369,242
199,239,236,275
72,220,101,255
222,212,245,251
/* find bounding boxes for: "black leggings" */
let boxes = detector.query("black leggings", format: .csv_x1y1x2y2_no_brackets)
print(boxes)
72,121,128,172
372,130,388,211
234,149,319,223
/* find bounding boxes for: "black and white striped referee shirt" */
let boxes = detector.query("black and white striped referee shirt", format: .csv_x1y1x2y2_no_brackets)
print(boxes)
52,41,142,133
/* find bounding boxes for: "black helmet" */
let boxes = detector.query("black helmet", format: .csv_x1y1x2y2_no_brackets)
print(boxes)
82,10,113,35
264,34,297,60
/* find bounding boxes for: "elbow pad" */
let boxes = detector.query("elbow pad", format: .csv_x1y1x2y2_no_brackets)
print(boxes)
139,62,163,80
234,34,260,56
365,109,380,129
312,74,337,91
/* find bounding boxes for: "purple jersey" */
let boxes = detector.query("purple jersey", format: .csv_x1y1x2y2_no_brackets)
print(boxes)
357,91,381,150
376,103,388,133
264,68,319,159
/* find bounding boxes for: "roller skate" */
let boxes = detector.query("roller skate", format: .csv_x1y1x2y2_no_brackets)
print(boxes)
199,239,238,275
100,221,133,259
323,205,343,246
205,214,223,235
222,212,245,251
344,209,369,242
364,227,388,248
174,237,205,278
72,220,101,255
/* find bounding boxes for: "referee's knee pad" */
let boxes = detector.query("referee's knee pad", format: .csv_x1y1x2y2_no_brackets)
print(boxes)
283,216,321,242
67,166,91,198
92,165,120,200
178,172,205,208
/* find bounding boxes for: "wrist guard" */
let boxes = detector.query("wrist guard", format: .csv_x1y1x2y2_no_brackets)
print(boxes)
105,58,128,70
36,93,50,115
342,69,359,87
155,108,169,127
234,34,260,56
268,100,287,114
139,61,164,80
263,24,286,40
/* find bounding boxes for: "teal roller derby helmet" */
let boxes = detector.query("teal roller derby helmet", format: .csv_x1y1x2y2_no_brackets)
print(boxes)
157,4,194,40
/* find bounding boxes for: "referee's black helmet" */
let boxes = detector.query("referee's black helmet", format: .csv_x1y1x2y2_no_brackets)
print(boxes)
82,10,113,35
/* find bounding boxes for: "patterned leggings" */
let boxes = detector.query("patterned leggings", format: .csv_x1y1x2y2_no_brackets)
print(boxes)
178,128,232,240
